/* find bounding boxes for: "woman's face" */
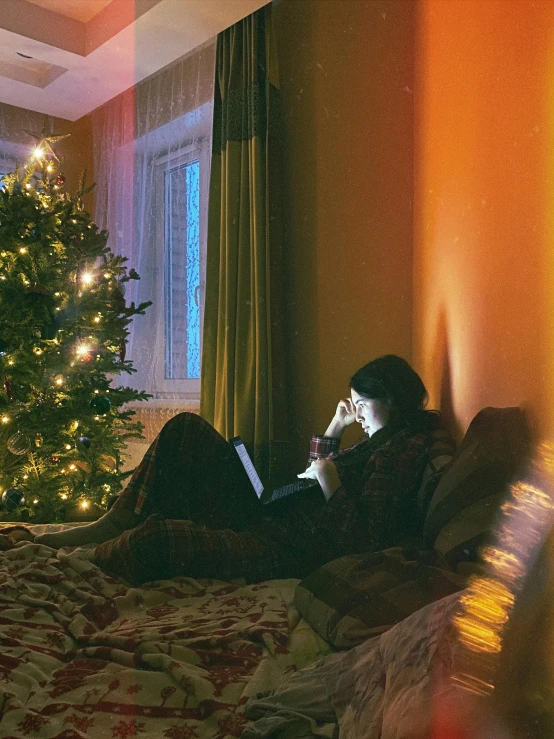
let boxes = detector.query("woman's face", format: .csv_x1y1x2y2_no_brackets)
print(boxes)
350,388,391,437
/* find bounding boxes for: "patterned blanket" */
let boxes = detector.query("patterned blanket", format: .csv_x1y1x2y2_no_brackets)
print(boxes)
0,539,330,739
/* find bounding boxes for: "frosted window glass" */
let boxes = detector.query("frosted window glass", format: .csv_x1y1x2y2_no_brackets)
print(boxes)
164,159,200,380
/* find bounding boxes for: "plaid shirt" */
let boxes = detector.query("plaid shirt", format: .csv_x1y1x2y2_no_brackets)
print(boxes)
256,425,432,574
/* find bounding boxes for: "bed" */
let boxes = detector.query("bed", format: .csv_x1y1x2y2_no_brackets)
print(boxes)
0,523,333,739
0,406,534,739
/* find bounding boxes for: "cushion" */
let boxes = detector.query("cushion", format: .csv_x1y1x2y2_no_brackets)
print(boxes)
293,547,466,648
424,406,531,570
415,427,457,515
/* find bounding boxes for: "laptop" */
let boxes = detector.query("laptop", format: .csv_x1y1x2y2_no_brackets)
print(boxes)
230,436,322,503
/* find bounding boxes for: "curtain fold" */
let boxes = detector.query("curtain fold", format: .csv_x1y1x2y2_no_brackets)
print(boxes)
201,3,289,485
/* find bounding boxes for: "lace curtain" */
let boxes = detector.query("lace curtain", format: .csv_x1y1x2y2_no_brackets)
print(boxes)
91,40,216,411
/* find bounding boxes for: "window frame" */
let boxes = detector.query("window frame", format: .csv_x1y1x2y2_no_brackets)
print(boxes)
149,139,210,398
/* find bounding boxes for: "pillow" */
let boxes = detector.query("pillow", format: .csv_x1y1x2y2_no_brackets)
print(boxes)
293,547,466,648
424,406,531,570
416,427,457,515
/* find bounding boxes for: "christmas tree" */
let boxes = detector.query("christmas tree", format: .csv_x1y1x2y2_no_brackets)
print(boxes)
0,131,151,523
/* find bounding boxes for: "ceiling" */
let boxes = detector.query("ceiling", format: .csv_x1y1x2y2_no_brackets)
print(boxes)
0,0,269,121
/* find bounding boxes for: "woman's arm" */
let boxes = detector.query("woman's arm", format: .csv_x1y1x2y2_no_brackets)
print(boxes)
324,397,356,439
297,458,342,500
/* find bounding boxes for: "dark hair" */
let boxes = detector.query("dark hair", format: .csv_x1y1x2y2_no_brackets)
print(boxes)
349,354,438,429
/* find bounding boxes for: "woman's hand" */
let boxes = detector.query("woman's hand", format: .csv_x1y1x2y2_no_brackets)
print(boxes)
324,397,356,439
298,458,341,500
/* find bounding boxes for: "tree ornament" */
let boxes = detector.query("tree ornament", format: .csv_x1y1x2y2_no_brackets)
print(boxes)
23,127,70,164
119,340,126,362
26,285,55,312
7,431,31,456
2,488,25,511
77,435,91,449
40,317,59,340
0,339,8,356
49,456,60,464
3,377,13,400
73,459,91,473
56,173,66,186
34,433,43,448
99,454,117,472
90,395,111,415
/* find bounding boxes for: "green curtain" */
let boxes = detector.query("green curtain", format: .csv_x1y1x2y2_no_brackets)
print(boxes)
200,4,289,484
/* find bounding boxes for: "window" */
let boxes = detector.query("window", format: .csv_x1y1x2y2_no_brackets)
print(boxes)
163,156,201,381
149,135,210,398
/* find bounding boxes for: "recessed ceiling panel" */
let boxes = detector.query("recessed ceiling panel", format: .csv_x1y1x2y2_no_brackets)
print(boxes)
26,0,113,23
0,52,67,88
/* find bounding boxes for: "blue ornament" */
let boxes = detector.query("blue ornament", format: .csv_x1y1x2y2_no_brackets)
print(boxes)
77,435,91,449
2,487,25,511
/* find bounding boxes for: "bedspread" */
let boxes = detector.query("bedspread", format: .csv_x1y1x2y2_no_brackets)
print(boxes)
0,538,331,739
243,591,464,739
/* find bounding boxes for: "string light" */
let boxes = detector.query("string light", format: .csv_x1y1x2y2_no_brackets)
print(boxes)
64,444,71,450
1,416,10,424
32,147,44,159
33,498,38,504
81,271,94,287
19,247,27,254
60,493,68,500
75,342,91,358
80,500,89,510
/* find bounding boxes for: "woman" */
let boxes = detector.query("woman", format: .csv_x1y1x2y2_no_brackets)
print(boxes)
34,355,442,585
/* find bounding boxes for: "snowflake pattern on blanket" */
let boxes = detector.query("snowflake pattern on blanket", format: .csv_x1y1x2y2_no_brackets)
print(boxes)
0,541,291,739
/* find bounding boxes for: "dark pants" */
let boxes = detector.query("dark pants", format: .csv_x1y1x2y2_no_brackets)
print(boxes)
99,414,283,584
114,413,264,531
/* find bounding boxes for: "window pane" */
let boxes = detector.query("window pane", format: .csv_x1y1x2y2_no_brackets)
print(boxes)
164,159,201,380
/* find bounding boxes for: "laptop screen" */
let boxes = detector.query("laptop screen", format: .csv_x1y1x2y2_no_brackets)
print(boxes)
230,437,264,498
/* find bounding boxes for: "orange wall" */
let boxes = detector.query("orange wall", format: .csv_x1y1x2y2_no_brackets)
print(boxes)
274,0,415,467
413,0,554,440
